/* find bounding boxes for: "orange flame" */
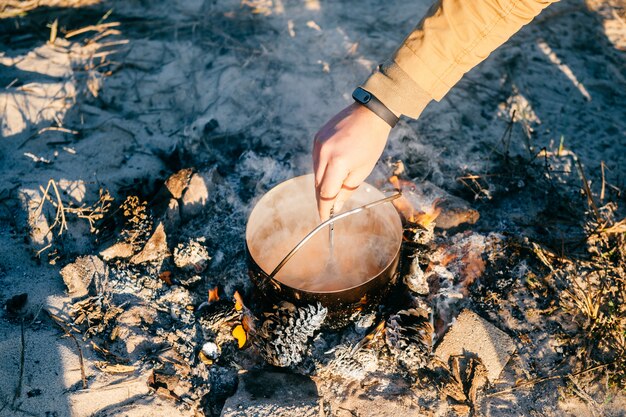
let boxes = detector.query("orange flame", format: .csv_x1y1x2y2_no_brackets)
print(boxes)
208,286,220,303
233,291,244,311
372,319,386,335
413,199,442,228
389,175,442,226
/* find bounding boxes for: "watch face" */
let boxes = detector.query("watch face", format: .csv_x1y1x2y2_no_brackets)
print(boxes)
353,88,371,103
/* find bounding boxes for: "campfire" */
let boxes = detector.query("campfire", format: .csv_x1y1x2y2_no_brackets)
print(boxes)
35,165,522,416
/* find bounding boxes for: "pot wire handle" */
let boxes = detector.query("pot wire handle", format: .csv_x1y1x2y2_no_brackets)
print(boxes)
268,192,402,279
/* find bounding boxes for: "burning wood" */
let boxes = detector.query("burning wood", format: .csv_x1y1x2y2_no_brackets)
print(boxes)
389,175,442,227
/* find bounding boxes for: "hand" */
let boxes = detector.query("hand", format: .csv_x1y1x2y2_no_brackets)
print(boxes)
313,102,392,221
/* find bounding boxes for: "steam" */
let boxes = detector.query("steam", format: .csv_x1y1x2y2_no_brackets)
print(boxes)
247,175,402,292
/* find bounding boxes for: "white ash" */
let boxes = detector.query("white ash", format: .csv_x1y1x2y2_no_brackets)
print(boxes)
173,237,211,273
412,223,436,245
423,232,505,335
404,254,429,295
108,265,163,298
156,286,197,325
353,312,378,335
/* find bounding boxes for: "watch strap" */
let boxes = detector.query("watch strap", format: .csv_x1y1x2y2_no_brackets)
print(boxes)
352,87,399,128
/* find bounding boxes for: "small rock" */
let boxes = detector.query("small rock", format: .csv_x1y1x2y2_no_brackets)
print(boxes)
164,168,193,199
221,371,320,417
201,342,219,359
434,309,516,383
100,241,135,261
60,255,107,297
26,388,42,398
174,238,210,273
180,169,219,220
130,223,170,264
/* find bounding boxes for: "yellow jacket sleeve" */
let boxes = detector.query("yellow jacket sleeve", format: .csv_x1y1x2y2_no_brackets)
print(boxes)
361,0,558,118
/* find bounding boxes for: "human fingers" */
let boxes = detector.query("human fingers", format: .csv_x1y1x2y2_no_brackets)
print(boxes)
317,162,349,221
333,171,362,213
313,139,327,189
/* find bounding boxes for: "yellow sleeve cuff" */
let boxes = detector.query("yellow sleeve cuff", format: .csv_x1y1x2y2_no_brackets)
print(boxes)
361,60,433,120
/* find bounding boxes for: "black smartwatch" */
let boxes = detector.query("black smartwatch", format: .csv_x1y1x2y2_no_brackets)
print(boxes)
352,87,399,128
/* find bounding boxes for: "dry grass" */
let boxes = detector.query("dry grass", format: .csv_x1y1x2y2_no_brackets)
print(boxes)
545,202,626,388
35,179,113,238
0,0,101,19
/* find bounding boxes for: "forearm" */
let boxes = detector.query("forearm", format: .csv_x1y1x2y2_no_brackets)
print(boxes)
362,0,558,118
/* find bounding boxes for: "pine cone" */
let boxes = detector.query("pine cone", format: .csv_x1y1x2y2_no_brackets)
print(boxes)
254,302,327,368
386,308,433,373
321,344,378,381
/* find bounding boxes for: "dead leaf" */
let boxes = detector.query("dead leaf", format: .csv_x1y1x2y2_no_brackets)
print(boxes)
198,351,213,366
148,370,181,402
94,361,136,374
159,271,173,285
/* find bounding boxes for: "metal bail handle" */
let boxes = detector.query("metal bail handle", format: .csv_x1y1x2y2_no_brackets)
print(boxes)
268,192,402,279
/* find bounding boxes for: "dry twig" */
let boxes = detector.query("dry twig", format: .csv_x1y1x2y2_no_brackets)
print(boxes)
12,321,25,404
45,309,88,389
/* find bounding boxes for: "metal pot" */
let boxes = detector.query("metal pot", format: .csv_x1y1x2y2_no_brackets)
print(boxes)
245,174,403,327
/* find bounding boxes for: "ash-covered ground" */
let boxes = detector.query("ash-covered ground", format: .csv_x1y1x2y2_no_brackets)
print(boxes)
0,0,625,416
